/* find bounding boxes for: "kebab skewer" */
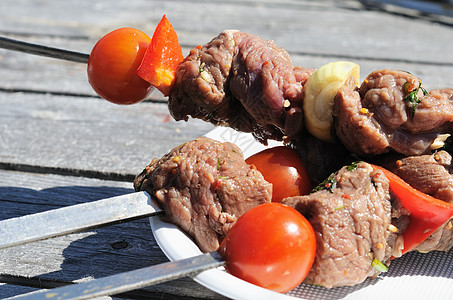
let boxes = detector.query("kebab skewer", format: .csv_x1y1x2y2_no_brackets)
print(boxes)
83,16,453,181
133,136,453,289
92,17,453,289
3,16,452,159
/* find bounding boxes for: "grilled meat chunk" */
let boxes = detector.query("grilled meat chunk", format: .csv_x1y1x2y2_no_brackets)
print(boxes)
133,137,272,252
283,162,395,288
383,150,453,204
377,150,453,252
169,30,314,143
334,69,453,156
415,220,453,253
292,129,356,186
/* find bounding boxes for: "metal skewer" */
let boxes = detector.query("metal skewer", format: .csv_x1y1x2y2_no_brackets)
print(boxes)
0,191,162,250
12,252,225,300
0,36,89,63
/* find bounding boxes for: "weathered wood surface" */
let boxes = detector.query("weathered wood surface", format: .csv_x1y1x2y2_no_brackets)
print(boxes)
0,0,452,299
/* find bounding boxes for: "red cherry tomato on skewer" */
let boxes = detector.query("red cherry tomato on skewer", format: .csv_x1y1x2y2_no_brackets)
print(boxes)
218,203,316,293
87,27,154,105
246,146,312,202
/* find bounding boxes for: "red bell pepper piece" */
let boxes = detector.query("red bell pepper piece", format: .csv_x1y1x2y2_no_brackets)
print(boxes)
137,15,184,96
372,164,453,255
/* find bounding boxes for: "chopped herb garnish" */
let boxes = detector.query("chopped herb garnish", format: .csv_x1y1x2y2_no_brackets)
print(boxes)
371,258,389,272
403,81,428,117
207,111,216,120
218,175,229,179
347,161,363,171
442,135,453,154
217,158,221,170
206,108,220,121
335,205,345,210
311,174,335,193
199,62,206,73
311,283,323,287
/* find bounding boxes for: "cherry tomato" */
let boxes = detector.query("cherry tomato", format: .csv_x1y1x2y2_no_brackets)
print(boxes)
87,27,154,105
218,203,316,293
245,146,311,202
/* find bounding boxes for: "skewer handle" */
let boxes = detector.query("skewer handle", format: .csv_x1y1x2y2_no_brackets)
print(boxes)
0,36,89,63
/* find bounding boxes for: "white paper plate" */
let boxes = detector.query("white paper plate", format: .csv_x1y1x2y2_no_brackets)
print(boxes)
150,127,453,300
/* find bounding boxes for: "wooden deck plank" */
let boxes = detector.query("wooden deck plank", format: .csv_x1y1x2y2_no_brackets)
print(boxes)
0,0,452,96
0,0,451,62
0,57,451,178
0,92,214,176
